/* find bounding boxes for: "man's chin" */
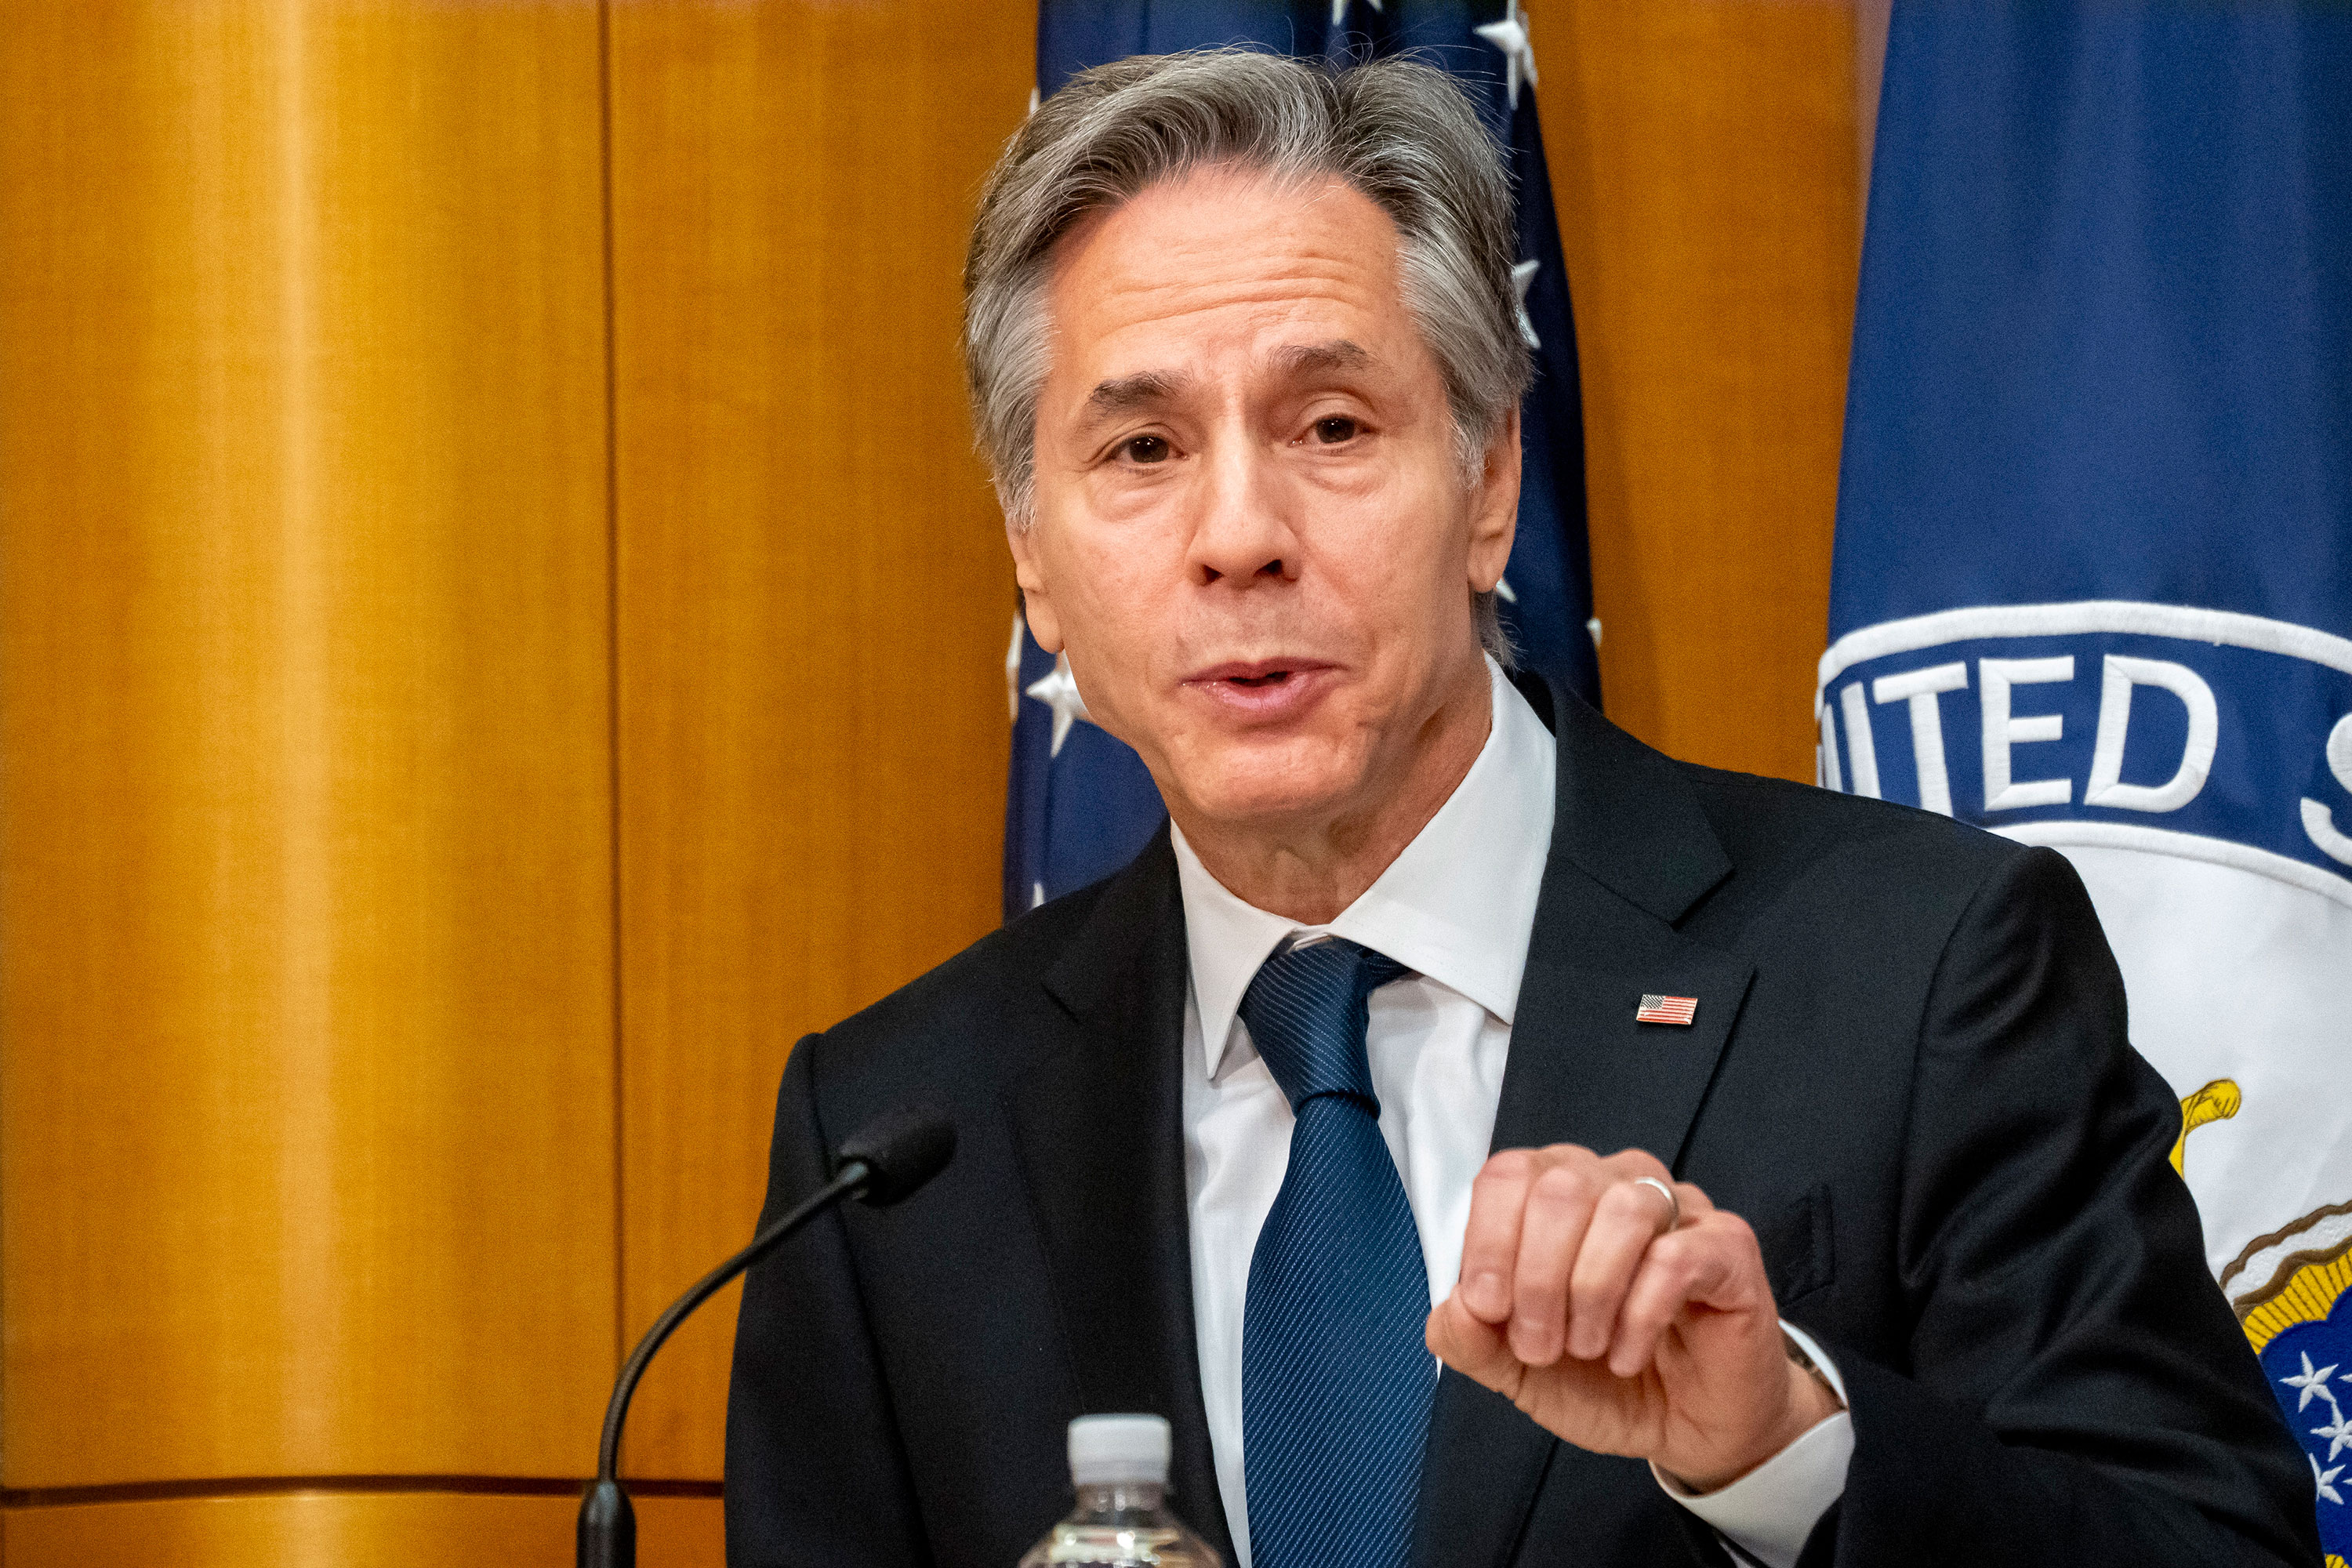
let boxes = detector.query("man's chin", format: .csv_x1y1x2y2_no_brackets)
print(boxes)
1166,760,1367,839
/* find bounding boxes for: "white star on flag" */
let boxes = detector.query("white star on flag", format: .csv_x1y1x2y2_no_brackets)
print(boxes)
2314,1407,2352,1463
2285,1352,2341,1411
1025,651,1095,759
1511,258,1542,350
1330,0,1383,24
1475,0,1538,111
2314,1453,2346,1506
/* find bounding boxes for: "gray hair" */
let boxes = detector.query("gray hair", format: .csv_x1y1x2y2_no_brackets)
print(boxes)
963,48,1530,662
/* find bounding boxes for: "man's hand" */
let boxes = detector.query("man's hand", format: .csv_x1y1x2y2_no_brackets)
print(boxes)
1426,1145,1842,1493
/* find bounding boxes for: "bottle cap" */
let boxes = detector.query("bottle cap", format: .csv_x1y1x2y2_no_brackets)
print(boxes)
1068,1414,1171,1486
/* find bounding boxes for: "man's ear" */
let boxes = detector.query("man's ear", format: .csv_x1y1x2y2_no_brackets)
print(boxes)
1465,406,1522,593
1005,516,1065,653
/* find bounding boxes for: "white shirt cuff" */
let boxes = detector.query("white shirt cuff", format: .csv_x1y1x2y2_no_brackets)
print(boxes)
1650,1322,1851,1568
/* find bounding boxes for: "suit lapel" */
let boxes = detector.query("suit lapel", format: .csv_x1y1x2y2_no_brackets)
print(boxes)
1005,829,1236,1562
1414,688,1757,1568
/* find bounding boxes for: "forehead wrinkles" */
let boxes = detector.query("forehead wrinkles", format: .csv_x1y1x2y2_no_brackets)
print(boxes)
1047,169,1404,347
1078,337,1378,434
1062,231,1392,346
1047,272,1402,428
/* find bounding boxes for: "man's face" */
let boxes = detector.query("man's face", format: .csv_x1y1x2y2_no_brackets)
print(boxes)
1010,165,1519,839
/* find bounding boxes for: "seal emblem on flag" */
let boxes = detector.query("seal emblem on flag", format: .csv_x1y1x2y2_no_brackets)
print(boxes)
2227,1196,2352,1567
1829,6,2350,1544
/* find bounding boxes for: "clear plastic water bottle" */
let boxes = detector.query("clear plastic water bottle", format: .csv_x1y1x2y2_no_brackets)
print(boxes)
1017,1414,1222,1567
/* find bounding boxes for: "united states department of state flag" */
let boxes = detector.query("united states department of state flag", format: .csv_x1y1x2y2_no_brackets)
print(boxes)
1004,0,1602,922
1825,8,2350,1549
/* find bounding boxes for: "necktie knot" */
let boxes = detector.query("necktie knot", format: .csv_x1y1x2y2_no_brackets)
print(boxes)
1236,937,1409,1110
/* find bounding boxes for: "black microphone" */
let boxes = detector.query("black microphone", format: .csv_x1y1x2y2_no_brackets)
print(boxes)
578,1105,956,1568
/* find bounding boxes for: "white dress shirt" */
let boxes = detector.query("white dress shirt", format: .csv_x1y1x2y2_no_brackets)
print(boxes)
1173,658,1851,1568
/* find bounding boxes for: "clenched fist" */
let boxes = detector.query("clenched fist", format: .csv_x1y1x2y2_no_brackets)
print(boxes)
1425,1144,1842,1493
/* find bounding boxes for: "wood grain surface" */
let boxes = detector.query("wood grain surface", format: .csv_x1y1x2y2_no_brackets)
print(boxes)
0,1490,718,1566
1543,2,1861,782
0,0,616,1489
604,0,1036,1479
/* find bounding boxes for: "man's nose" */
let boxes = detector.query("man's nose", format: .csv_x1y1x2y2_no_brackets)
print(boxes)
1186,435,1298,589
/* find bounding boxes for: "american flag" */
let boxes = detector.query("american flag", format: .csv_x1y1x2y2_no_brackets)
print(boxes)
1004,0,1602,922
1635,994,1698,1027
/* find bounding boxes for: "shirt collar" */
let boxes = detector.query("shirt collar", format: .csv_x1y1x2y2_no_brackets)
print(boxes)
1171,658,1558,1083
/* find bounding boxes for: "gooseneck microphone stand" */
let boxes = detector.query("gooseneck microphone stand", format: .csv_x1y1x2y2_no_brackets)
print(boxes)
578,1106,956,1568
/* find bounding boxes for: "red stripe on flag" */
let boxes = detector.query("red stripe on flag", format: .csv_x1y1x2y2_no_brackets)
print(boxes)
1635,994,1698,1025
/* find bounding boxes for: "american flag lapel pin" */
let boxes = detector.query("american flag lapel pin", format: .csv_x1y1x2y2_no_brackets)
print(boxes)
1635,993,1699,1027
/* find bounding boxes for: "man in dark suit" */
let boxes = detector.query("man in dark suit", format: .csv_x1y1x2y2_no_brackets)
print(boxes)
726,50,2315,1568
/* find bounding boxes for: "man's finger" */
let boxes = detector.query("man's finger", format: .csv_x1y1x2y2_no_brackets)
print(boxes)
1427,1290,1523,1399
1508,1156,1605,1364
1455,1149,1544,1323
1603,1227,1720,1378
1563,1178,1670,1360
1606,1208,1762,1377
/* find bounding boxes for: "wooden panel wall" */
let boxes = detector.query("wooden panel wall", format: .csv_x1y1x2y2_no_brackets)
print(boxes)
0,0,622,1556
604,0,1034,1479
0,1491,721,1565
0,2,1863,1562
0,0,617,1499
1546,4,1863,782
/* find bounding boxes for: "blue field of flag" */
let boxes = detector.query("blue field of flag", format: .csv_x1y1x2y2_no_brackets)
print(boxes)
1826,7,2350,1548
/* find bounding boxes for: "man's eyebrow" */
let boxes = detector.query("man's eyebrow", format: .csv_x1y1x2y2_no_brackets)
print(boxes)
1270,339,1374,376
1083,369,1191,422
1078,342,1371,426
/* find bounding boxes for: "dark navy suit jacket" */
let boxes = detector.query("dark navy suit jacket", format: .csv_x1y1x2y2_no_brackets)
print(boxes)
724,681,2315,1567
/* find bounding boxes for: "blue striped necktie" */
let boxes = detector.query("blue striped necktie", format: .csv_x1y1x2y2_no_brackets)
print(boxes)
1240,937,1435,1568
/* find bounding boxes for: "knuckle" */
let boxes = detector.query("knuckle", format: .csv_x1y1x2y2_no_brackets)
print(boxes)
1569,1275,1619,1319
1599,1181,1650,1218
1479,1150,1537,1186
1530,1164,1594,1208
1706,1211,1759,1252
1458,1247,1504,1277
1519,1272,1566,1312
1606,1148,1671,1181
1570,1250,1623,1293
1620,1290,1668,1333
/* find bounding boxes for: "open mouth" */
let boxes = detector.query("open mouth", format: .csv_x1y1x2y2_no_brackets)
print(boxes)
1192,658,1327,684
1185,660,1334,707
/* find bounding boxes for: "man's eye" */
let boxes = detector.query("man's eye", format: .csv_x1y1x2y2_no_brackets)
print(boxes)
1312,416,1359,445
1121,434,1171,464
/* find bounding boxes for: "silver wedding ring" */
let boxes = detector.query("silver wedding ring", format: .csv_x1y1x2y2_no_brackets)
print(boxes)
1632,1175,1681,1234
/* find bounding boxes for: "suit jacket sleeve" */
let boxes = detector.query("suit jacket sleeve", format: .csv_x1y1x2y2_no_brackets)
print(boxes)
725,1034,933,1568
1794,845,2317,1566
